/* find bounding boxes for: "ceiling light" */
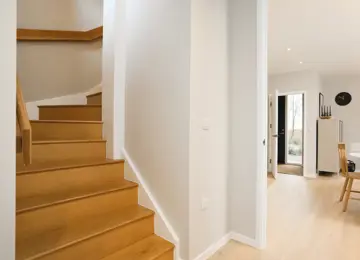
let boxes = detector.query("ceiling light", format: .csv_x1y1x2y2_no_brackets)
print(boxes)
287,48,291,51
299,61,303,64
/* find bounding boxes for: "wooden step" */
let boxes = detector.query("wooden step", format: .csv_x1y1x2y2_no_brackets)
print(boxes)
17,181,138,252
102,235,174,260
31,120,103,141
17,206,154,260
87,92,102,105
39,105,102,121
17,140,106,165
17,160,124,208
17,177,133,213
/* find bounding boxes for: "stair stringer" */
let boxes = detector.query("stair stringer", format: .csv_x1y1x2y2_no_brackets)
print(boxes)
122,148,182,260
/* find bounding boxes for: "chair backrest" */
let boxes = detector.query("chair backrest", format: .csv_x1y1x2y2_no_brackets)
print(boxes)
338,143,348,177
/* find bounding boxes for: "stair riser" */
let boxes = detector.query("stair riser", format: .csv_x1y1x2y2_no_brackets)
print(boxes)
87,94,102,105
17,163,124,200
29,142,106,163
39,107,102,121
31,122,103,141
33,217,154,260
17,188,138,242
156,250,174,260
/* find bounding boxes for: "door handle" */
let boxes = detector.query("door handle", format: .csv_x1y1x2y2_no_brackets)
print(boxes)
272,134,278,138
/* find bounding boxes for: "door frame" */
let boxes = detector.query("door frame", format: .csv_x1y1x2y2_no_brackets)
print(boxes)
278,90,307,173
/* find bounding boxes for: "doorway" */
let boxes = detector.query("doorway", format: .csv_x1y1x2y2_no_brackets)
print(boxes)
277,93,304,176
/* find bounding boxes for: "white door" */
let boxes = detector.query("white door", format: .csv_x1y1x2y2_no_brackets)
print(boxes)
271,90,279,179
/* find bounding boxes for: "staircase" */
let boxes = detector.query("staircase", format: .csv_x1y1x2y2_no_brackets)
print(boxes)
16,92,174,260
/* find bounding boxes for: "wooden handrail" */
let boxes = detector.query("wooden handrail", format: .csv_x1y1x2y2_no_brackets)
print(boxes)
17,26,103,41
16,79,32,165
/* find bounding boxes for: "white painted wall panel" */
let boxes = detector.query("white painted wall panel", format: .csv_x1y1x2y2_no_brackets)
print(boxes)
0,1,16,258
189,0,228,258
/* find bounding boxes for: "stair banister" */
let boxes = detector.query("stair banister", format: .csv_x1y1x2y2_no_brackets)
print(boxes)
16,78,32,165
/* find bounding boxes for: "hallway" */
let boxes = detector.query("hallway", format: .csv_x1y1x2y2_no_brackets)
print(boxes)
211,174,360,260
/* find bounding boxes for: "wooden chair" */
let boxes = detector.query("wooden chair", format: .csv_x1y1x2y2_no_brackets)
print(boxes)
338,143,360,212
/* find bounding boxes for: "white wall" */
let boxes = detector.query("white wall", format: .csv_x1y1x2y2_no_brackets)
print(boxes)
17,0,103,30
189,0,228,259
322,74,360,165
125,1,190,259
17,0,103,102
102,0,125,159
269,71,322,177
228,0,268,247
0,1,16,259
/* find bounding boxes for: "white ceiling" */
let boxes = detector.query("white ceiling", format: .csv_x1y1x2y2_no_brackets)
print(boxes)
269,0,360,75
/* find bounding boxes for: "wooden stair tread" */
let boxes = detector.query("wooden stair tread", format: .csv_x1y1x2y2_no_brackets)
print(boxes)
17,180,137,213
17,205,153,260
31,119,103,124
17,158,124,175
38,104,101,108
102,235,174,260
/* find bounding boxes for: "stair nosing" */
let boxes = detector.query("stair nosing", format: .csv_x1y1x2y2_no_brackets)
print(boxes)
30,120,103,124
32,139,106,145
153,247,175,260
17,159,124,175
17,182,138,214
26,207,154,260
38,104,101,108
102,235,174,260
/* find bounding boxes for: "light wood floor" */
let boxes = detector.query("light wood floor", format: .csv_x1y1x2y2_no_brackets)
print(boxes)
211,174,360,260
278,164,303,176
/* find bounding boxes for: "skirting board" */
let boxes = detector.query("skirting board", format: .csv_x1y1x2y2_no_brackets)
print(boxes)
230,232,259,248
193,232,259,260
122,148,182,260
192,233,230,260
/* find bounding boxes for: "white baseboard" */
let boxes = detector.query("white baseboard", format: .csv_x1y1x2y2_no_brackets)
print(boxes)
190,231,261,260
193,233,231,260
230,232,259,248
122,148,181,260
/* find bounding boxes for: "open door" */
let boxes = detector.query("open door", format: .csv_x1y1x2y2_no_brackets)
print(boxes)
271,90,279,179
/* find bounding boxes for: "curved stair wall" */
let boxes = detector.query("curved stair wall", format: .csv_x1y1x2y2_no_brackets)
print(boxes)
17,0,103,103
